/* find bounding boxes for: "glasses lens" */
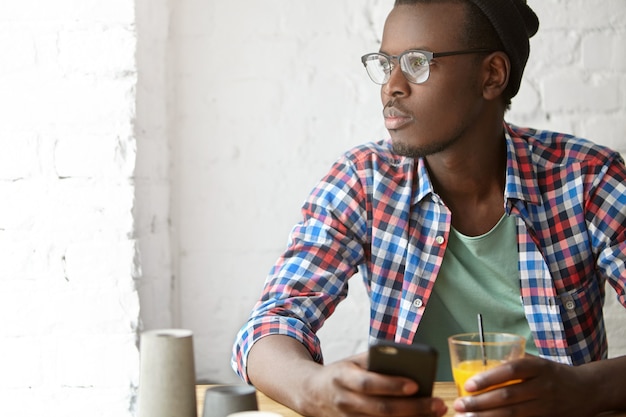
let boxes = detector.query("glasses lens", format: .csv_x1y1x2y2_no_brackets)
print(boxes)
400,51,430,84
363,54,391,85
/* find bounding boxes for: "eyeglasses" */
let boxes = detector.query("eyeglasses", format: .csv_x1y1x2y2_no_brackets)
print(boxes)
360,48,493,85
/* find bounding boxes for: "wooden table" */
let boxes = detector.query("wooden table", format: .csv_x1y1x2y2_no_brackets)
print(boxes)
197,383,626,417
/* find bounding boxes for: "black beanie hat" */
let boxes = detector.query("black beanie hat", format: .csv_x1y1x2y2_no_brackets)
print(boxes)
468,0,539,98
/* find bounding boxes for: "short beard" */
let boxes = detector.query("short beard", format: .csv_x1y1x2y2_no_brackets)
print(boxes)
391,134,460,159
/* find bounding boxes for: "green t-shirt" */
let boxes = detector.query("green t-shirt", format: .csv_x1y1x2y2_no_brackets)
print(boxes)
413,214,538,381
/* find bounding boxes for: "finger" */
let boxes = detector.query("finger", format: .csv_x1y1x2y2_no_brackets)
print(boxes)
328,377,448,417
359,395,448,417
349,351,369,369
465,357,542,393
454,377,545,415
342,368,419,397
456,383,525,408
454,394,544,417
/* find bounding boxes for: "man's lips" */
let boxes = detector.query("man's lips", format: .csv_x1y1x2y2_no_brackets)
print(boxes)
383,105,413,130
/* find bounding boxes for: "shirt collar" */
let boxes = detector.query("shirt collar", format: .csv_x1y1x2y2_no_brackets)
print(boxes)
504,122,543,207
414,157,436,205
408,123,544,208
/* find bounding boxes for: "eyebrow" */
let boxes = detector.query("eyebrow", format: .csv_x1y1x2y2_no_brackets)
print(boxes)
379,46,431,55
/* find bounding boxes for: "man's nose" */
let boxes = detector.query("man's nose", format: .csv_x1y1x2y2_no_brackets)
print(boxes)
382,65,410,97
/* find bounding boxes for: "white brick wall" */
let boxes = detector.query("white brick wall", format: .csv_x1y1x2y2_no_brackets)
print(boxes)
0,0,140,415
511,0,626,156
169,0,626,384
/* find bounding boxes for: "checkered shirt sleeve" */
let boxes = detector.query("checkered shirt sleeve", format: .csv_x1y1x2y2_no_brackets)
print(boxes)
231,143,378,382
505,124,626,364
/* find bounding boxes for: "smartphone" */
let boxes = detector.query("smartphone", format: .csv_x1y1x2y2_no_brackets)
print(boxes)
367,340,438,398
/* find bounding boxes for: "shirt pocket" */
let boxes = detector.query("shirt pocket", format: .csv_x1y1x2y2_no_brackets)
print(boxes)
557,275,602,320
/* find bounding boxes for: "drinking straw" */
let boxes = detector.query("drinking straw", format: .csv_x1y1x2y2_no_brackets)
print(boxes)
477,313,487,367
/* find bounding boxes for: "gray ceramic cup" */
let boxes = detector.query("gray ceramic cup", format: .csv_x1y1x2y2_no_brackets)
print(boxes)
203,385,258,417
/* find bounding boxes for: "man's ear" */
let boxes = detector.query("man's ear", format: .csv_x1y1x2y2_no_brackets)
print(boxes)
482,52,510,101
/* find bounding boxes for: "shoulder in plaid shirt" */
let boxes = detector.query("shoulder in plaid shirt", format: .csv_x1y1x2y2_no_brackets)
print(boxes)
232,122,626,382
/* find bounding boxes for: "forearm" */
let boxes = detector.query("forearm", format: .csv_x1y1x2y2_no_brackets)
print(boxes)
247,334,323,414
581,355,626,413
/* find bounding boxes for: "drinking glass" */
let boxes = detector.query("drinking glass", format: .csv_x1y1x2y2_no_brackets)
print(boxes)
448,332,525,396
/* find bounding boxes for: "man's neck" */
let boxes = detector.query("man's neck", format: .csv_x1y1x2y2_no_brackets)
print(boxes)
425,123,507,236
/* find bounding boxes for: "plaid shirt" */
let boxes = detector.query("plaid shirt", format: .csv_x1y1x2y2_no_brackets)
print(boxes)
232,123,626,382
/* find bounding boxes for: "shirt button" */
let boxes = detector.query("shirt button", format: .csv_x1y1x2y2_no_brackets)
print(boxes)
413,298,423,308
565,300,576,311
435,236,445,245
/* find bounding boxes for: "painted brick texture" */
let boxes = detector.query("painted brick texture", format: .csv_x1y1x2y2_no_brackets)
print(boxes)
0,0,140,415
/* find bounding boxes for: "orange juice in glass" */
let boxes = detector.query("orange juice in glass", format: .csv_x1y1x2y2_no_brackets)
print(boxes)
448,333,525,396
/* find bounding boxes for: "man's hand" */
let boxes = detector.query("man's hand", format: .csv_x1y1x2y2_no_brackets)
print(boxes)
247,335,447,417
453,355,626,417
299,351,447,417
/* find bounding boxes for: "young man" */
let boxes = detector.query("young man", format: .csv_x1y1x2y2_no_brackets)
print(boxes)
232,1,626,416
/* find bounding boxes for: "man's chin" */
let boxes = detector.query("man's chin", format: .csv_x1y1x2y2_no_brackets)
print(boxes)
391,140,426,159
391,134,451,159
